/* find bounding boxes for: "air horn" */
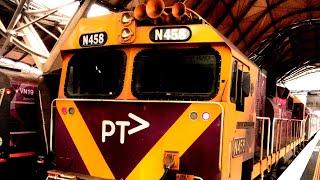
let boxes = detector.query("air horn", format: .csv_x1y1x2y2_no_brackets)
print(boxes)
172,2,186,19
133,0,190,23
146,0,165,19
134,4,147,21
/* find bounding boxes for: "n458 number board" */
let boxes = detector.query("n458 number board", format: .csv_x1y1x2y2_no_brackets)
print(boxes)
79,32,107,47
149,27,191,42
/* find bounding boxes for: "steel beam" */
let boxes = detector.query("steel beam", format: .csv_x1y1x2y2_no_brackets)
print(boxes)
224,0,258,37
235,0,287,46
246,7,320,53
0,20,6,33
0,27,48,58
2,45,15,56
202,1,219,19
34,22,59,40
213,0,237,27
25,0,76,14
1,0,27,55
0,1,15,12
42,0,96,73
14,9,58,32
19,16,50,68
17,52,29,61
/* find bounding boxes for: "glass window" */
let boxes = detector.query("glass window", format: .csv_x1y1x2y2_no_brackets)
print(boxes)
236,69,244,111
230,60,237,102
65,48,126,98
132,47,221,100
230,59,250,112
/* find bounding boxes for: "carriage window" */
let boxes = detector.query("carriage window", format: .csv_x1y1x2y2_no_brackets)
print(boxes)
65,49,126,98
132,47,221,100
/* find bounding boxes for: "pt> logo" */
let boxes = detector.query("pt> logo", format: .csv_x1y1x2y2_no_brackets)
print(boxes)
101,113,150,144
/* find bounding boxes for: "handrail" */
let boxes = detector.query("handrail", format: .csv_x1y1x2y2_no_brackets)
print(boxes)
256,117,271,177
271,118,304,153
0,88,4,107
256,117,271,158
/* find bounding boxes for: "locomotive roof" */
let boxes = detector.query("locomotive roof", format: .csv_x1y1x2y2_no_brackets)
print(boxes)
62,12,257,69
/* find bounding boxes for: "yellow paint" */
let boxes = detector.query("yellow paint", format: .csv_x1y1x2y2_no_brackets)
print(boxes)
116,48,136,99
314,153,320,180
56,100,115,179
61,13,224,50
56,11,266,180
126,103,222,179
252,138,305,179
58,54,71,98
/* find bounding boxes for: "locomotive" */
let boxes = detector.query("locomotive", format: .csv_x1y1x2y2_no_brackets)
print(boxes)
0,67,49,178
0,68,42,160
47,1,320,179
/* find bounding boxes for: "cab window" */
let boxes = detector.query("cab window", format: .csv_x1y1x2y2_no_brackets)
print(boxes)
65,48,126,98
230,59,251,111
132,47,221,100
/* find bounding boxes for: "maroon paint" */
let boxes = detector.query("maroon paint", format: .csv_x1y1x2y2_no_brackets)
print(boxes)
180,116,221,180
75,101,190,179
55,113,89,174
11,81,37,103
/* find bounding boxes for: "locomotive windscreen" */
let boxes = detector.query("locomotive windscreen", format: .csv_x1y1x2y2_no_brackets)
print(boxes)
132,47,221,100
65,48,126,98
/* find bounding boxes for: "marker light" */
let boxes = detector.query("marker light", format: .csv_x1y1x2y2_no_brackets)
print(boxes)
121,12,133,25
202,112,210,121
5,88,12,95
121,28,133,40
61,107,68,115
37,155,45,164
68,107,75,115
189,112,198,120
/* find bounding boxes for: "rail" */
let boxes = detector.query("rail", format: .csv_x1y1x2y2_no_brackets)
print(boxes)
271,118,305,155
253,116,306,179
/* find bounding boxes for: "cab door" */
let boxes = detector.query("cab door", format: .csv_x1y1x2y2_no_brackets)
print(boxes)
228,59,255,180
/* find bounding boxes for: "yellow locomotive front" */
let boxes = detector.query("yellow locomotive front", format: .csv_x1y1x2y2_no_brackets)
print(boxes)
49,2,259,180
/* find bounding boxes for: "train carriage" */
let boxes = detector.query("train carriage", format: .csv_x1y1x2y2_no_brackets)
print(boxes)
0,67,51,179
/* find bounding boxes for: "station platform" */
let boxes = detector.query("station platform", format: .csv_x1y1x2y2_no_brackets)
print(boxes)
278,131,320,180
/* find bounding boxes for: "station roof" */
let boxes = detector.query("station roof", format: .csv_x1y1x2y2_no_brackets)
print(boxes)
1,0,320,81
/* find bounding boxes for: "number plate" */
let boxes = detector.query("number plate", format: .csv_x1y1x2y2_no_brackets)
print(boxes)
79,32,107,47
149,27,191,42
232,138,247,157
